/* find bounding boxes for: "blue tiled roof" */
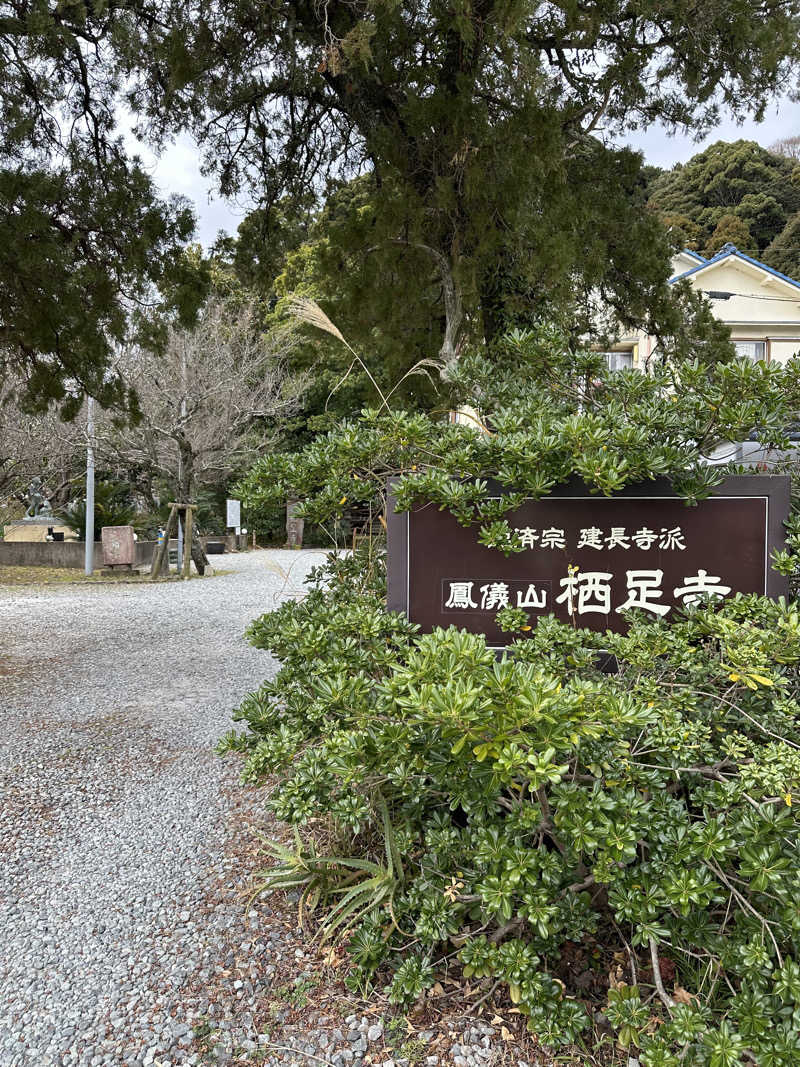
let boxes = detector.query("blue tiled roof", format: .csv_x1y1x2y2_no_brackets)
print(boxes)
670,243,800,291
681,249,706,263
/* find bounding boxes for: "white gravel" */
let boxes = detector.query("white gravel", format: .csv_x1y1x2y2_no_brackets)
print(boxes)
0,550,326,1067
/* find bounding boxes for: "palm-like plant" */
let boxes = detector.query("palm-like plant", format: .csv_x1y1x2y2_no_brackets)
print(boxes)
252,794,405,940
56,479,139,540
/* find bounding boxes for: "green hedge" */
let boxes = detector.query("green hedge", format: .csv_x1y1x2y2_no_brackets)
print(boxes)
221,550,800,1065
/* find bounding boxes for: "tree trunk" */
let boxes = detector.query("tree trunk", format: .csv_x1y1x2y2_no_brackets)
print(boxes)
190,519,209,574
388,239,463,370
176,435,194,504
174,436,207,572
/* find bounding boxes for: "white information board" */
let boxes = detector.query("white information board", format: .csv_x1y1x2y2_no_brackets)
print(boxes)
226,498,241,529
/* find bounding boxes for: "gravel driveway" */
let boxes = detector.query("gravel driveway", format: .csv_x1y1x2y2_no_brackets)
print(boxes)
0,550,326,1067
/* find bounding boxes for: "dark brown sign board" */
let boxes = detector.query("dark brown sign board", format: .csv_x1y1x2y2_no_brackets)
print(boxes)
386,476,790,646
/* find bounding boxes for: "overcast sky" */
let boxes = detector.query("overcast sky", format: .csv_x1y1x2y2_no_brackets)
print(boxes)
139,95,800,249
622,94,798,166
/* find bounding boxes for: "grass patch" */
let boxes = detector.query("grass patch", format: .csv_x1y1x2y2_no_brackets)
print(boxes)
397,1038,429,1066
0,565,124,585
0,565,222,586
385,1015,408,1045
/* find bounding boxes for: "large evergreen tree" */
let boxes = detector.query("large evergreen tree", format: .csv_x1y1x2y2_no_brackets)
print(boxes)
126,0,800,359
219,177,464,421
0,1,204,414
5,1,800,405
704,212,754,257
764,211,800,278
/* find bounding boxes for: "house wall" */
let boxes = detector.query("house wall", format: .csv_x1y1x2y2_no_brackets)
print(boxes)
694,262,800,351
666,258,800,365
767,337,800,363
604,251,800,368
671,252,703,275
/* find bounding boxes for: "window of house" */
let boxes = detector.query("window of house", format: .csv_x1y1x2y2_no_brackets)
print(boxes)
733,340,767,361
605,350,634,372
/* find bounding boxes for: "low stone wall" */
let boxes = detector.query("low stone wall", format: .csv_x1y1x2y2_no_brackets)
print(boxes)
0,533,242,569
0,540,157,569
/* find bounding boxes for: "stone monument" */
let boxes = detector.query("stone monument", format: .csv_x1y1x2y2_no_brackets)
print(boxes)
286,499,304,549
101,526,136,571
24,477,52,518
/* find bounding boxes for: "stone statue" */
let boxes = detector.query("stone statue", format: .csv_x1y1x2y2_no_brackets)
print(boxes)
24,477,53,518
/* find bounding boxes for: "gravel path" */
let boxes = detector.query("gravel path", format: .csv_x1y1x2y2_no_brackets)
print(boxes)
0,550,326,1067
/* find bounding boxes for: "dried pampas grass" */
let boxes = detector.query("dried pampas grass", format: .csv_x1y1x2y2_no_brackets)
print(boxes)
286,294,388,409
286,297,345,344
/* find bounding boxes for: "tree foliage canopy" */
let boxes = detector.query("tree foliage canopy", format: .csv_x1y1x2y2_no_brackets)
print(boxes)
0,0,205,413
236,325,800,550
765,208,800,279
705,212,754,257
215,180,443,428
647,140,800,268
5,1,800,404
130,0,800,354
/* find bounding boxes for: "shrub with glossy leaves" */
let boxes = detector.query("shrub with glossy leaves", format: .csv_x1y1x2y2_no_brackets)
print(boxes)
221,549,800,1064
228,329,800,1060
399,347,786,515
236,327,800,574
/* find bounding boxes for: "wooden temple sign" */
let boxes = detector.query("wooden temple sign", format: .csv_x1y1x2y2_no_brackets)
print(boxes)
386,476,790,645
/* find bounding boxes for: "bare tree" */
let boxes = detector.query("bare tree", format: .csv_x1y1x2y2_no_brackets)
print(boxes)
100,296,307,504
0,374,86,510
770,135,800,161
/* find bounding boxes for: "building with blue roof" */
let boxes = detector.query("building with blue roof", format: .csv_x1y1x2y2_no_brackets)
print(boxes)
607,244,800,370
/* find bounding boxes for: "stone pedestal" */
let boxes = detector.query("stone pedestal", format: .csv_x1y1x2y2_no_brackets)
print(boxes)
2,518,77,543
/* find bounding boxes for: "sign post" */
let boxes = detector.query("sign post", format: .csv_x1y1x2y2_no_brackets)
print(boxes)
101,526,135,572
387,476,790,647
84,395,95,576
226,498,241,533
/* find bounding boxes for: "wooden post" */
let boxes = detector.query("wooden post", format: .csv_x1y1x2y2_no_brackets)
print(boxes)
182,505,193,579
190,518,208,575
150,504,178,579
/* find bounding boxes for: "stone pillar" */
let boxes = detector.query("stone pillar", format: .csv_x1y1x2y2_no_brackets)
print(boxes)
286,499,304,549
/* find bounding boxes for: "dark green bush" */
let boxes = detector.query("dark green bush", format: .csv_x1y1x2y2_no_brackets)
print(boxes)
222,550,800,1064
235,330,800,577
226,329,800,1062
